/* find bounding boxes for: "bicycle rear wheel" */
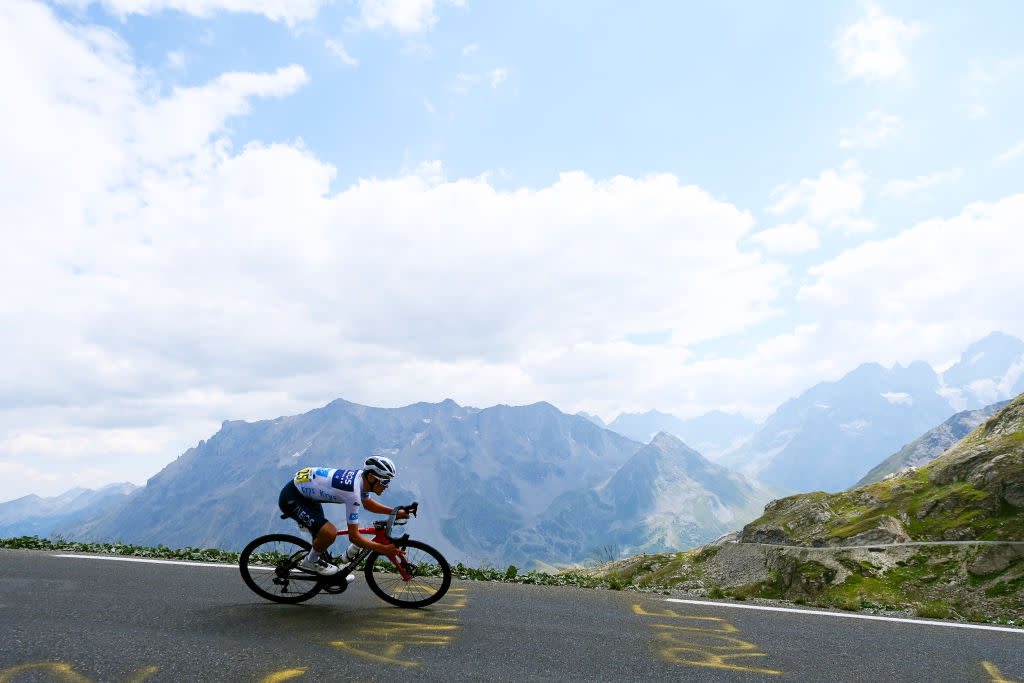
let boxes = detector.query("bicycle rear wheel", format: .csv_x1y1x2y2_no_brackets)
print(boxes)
364,539,452,608
239,534,323,604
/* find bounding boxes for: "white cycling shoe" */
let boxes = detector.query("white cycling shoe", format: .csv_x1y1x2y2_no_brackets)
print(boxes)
298,557,340,576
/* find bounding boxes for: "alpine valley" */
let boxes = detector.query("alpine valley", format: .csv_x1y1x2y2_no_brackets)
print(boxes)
5,331,1024,569
46,400,782,569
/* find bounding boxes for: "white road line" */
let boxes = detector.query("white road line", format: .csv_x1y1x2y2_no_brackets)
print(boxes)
665,598,1024,634
54,553,238,568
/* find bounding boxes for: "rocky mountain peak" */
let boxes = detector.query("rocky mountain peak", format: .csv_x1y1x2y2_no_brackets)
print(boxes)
740,391,1024,547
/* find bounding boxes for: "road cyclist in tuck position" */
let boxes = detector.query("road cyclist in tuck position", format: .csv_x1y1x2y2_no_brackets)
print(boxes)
278,456,408,576
241,456,451,607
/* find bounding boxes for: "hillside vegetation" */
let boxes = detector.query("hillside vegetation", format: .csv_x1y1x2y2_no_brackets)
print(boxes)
740,392,1024,547
5,393,1023,624
585,392,1024,623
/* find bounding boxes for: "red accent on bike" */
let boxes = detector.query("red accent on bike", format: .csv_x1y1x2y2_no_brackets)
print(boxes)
333,523,411,580
333,527,375,537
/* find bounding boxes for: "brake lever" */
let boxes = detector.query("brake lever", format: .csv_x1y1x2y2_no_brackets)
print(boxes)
396,501,419,518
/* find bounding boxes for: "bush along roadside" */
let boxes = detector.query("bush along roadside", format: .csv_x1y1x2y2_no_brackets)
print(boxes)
1,536,240,563
1,536,627,590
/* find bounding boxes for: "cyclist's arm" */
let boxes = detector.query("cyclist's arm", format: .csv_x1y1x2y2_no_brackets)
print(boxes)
347,523,403,557
362,498,393,515
362,498,410,518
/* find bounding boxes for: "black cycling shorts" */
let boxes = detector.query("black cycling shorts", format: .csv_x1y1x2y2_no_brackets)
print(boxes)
278,480,329,536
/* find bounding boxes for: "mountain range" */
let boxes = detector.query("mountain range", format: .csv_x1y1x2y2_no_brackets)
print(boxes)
586,392,1024,621
851,400,1008,488
740,389,1024,547
0,483,138,538
5,331,1024,568
41,400,781,568
593,410,756,461
607,331,1024,493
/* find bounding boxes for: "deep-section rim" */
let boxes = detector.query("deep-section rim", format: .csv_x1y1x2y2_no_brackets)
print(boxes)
239,533,323,604
363,538,452,608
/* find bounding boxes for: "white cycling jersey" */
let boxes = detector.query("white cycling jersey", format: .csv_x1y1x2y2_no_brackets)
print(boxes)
292,467,369,525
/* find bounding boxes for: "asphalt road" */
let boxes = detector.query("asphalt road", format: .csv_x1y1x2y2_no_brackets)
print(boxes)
1,549,1022,682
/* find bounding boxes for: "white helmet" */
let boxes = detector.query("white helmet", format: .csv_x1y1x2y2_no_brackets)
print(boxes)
364,455,397,479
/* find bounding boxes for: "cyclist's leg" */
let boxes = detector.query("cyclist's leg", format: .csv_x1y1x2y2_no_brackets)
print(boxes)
278,481,334,552
312,520,337,552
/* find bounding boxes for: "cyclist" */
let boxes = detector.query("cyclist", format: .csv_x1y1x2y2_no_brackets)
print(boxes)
278,456,408,576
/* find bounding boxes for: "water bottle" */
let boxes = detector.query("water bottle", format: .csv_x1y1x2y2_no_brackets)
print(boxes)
343,544,361,562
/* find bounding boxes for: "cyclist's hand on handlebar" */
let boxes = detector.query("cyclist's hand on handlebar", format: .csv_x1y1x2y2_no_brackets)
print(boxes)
395,508,410,520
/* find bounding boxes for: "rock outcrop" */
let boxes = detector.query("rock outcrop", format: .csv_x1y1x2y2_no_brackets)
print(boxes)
584,391,1024,622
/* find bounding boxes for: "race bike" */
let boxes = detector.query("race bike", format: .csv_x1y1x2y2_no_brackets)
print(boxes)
238,502,451,608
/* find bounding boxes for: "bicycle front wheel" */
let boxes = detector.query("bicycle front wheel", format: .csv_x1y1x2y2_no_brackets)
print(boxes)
364,539,452,608
239,534,323,604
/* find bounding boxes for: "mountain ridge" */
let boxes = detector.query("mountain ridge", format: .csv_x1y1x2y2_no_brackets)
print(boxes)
50,399,781,568
583,390,1024,621
0,483,139,538
852,400,1009,488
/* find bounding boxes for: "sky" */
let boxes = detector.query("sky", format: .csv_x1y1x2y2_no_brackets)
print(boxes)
2,0,1023,502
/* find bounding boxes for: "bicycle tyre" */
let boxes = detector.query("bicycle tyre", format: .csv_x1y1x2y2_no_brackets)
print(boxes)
239,534,324,604
364,539,452,608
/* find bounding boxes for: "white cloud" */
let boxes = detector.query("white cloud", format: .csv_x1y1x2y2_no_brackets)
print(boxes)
798,194,1024,365
750,222,820,255
7,0,1023,504
834,2,924,82
0,0,795,499
967,103,988,119
996,140,1024,163
767,161,873,233
882,168,964,197
325,38,358,66
462,42,479,56
839,110,901,149
487,67,508,88
881,392,912,406
53,0,325,25
359,0,439,33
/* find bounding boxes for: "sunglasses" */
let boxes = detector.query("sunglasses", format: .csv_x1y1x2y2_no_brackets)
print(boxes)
375,476,391,488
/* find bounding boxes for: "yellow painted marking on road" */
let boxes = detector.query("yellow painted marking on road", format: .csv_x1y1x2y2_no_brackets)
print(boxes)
634,604,709,619
362,621,460,635
0,663,159,683
122,666,159,683
652,623,753,642
630,610,737,634
259,668,308,682
330,642,421,668
984,661,1021,683
391,584,438,595
633,603,782,676
376,610,460,623
0,663,91,683
328,587,468,668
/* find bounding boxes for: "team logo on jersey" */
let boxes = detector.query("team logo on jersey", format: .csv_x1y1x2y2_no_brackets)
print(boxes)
332,468,357,492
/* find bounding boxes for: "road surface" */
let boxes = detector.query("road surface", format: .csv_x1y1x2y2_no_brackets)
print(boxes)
1,550,1021,682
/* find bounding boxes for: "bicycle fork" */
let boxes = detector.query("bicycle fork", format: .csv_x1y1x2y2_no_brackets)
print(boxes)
369,526,414,581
